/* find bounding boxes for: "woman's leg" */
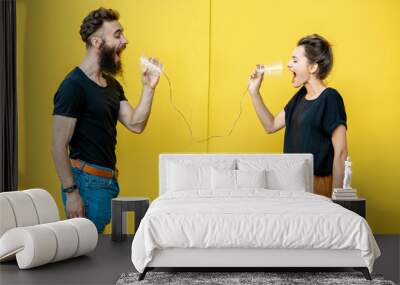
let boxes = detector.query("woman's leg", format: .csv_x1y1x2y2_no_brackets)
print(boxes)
313,175,333,197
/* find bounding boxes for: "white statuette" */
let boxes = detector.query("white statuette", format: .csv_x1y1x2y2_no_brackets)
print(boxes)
343,156,352,190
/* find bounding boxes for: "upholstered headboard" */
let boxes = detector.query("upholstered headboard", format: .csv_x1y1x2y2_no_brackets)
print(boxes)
159,153,314,195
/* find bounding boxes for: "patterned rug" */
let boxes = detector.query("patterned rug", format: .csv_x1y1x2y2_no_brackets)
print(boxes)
116,271,396,285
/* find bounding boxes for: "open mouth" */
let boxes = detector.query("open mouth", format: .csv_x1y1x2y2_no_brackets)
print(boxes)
291,71,297,82
115,47,125,60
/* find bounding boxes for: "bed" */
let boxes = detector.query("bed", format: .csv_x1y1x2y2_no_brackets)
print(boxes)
131,154,380,281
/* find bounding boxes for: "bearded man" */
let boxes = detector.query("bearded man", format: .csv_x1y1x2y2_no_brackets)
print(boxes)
52,7,161,233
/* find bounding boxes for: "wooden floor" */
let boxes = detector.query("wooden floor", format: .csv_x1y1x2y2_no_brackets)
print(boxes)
0,235,398,285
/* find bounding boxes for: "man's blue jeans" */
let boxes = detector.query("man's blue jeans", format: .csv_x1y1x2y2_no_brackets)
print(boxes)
61,161,119,233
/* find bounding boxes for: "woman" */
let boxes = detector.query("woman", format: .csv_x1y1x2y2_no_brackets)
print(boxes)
248,34,348,197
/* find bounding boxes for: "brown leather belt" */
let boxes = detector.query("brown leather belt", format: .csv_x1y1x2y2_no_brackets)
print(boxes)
70,159,118,180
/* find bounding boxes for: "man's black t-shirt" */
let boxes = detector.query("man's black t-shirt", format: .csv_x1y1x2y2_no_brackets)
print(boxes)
53,67,127,169
284,86,347,176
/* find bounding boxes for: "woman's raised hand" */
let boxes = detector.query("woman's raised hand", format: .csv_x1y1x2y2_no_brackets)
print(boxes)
248,65,264,96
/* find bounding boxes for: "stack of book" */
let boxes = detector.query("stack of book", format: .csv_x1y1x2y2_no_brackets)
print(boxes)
332,188,358,200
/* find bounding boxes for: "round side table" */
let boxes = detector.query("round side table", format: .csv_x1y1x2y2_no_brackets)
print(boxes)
111,197,149,242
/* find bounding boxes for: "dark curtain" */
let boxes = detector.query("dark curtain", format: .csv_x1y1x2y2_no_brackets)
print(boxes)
0,0,17,192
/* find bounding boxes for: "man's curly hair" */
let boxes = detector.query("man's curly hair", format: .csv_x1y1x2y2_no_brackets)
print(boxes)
80,7,119,47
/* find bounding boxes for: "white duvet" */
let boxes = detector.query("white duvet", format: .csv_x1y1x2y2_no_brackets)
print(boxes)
131,189,380,273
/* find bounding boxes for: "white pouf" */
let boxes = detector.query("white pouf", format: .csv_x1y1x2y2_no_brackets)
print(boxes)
0,189,98,269
0,196,17,237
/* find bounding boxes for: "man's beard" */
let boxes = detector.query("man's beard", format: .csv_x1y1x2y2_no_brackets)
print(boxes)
99,43,123,76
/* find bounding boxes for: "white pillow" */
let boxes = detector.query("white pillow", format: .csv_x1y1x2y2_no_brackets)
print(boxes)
238,159,309,191
266,166,307,191
166,160,236,191
167,162,210,191
211,169,267,190
211,168,236,189
237,169,267,188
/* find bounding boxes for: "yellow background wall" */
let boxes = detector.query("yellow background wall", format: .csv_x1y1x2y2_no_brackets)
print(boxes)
16,0,399,233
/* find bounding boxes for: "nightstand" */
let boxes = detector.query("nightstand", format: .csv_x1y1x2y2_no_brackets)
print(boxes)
332,198,366,218
111,197,150,242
